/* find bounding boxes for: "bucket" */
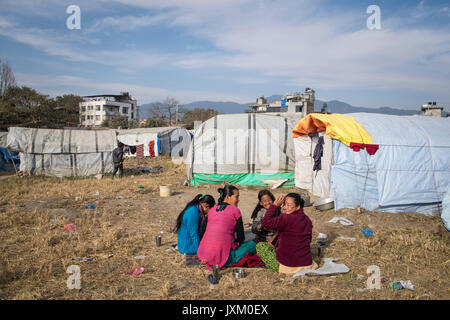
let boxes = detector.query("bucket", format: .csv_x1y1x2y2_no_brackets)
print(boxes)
159,185,172,197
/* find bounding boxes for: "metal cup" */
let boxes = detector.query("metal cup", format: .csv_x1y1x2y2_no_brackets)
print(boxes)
155,235,162,246
232,268,245,279
212,265,220,278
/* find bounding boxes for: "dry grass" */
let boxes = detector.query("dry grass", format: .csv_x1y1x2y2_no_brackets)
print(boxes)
0,156,448,300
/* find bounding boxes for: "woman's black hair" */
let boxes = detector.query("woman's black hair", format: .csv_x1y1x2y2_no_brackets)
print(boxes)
285,193,305,209
251,189,275,219
217,185,239,205
174,194,215,232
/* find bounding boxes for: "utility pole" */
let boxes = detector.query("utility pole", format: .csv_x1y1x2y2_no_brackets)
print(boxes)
175,104,179,125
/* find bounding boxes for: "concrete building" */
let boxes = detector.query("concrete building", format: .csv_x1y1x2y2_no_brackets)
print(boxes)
248,96,270,113
421,101,444,117
285,88,315,117
79,92,139,127
247,88,315,118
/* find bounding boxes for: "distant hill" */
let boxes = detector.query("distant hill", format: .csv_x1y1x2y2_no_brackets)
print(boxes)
314,100,419,115
139,95,422,119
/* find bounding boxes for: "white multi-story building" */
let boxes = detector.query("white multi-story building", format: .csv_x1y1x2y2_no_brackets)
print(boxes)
79,92,139,127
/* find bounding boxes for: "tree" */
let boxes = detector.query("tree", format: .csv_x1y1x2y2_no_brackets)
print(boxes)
53,94,83,127
141,118,166,128
0,83,85,129
101,119,109,127
2,86,47,109
181,108,218,129
110,115,130,129
0,86,53,128
128,119,139,129
146,97,187,125
0,58,16,97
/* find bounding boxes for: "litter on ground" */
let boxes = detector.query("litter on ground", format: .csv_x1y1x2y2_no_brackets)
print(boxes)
291,258,351,281
327,217,354,226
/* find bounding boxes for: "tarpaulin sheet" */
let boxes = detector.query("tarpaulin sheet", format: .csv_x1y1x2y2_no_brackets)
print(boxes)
292,113,373,146
190,172,295,187
186,113,303,182
0,146,19,171
331,113,450,215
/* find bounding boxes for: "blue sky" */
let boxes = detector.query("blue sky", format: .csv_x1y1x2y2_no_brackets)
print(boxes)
0,0,449,110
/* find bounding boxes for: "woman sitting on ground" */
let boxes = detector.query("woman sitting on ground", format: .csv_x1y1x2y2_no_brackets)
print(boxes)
256,193,317,275
251,190,280,243
197,185,256,270
175,194,215,255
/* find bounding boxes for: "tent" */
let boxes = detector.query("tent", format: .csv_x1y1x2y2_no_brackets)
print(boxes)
0,146,19,171
6,127,117,177
117,127,191,160
186,113,304,186
0,131,19,171
293,113,450,215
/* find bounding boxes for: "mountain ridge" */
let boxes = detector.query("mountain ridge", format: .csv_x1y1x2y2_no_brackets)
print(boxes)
139,95,435,118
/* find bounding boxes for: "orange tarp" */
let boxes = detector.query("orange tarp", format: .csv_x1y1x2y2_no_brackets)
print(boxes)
292,113,373,147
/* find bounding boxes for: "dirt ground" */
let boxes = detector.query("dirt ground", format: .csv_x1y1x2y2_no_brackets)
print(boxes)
0,156,448,300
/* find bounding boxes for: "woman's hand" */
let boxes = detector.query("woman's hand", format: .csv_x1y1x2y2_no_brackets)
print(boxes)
273,195,285,207
257,224,262,231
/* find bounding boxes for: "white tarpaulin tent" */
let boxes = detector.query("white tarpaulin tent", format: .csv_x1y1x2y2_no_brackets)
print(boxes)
186,113,304,186
6,127,117,177
117,127,191,159
293,113,450,215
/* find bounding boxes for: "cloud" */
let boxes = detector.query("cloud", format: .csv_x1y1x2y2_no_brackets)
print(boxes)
0,17,171,71
87,13,173,33
14,72,253,104
2,0,450,104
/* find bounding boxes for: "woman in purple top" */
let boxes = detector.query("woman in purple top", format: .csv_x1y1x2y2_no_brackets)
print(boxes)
257,193,317,275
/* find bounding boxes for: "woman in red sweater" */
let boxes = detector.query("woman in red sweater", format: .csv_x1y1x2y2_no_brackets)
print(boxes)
257,193,318,275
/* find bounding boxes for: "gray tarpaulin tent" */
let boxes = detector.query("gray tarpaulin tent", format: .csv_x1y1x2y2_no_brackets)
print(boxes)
6,127,117,177
185,113,304,186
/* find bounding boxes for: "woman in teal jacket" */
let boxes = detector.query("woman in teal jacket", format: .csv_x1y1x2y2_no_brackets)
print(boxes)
175,194,216,254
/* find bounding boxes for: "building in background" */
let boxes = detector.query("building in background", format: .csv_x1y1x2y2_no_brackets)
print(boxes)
79,92,139,127
248,96,271,113
247,88,315,119
421,101,444,117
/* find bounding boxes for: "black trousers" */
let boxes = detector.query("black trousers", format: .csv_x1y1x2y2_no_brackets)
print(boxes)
112,163,123,178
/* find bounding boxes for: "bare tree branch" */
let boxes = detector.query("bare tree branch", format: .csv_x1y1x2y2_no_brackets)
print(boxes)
0,58,16,97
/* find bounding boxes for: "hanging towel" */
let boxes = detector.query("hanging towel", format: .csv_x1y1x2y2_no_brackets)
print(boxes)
149,140,155,157
349,142,379,155
313,136,324,172
136,144,144,158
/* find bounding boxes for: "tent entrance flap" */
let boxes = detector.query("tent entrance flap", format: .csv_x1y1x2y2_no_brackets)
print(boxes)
191,173,295,187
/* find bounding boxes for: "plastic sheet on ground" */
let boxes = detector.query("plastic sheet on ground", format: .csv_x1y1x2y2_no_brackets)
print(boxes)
327,217,354,226
290,258,350,282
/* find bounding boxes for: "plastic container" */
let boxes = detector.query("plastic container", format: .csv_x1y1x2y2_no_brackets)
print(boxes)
159,185,172,197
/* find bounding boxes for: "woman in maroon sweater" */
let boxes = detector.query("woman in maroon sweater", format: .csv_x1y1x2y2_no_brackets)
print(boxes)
257,193,318,275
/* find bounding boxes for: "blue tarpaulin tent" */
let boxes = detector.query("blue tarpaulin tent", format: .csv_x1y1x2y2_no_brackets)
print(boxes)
331,113,450,215
0,146,19,171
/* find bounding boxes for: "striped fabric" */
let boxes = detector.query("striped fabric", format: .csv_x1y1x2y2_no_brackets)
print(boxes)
136,144,144,158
